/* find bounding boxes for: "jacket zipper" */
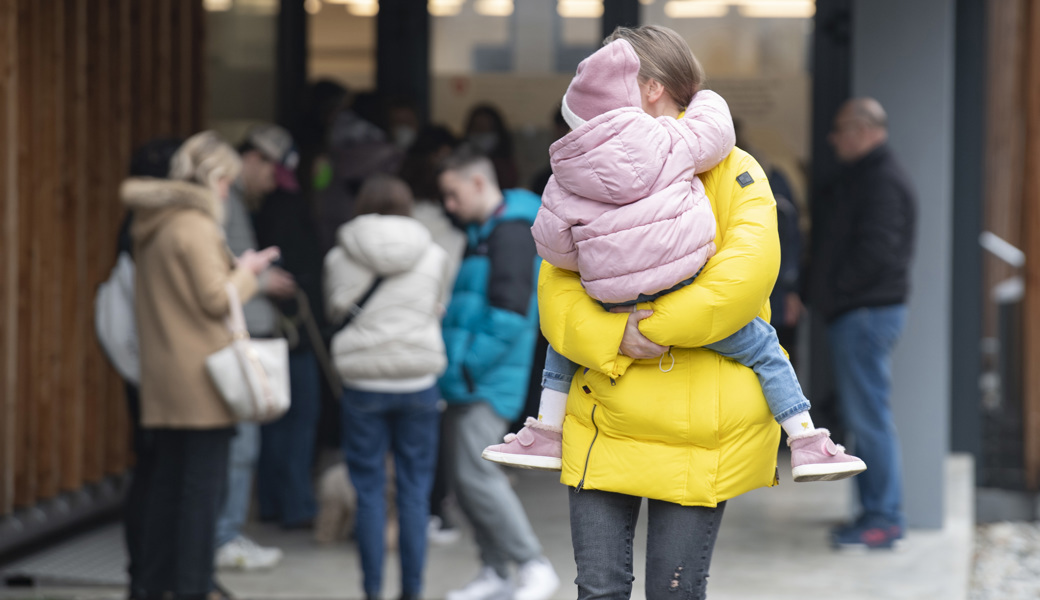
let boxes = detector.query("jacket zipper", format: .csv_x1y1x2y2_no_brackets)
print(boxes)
576,405,599,492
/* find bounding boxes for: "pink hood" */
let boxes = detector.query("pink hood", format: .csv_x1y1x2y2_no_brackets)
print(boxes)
532,42,736,304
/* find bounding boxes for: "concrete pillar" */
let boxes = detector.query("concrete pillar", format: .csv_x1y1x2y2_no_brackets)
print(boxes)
850,0,956,529
514,0,553,73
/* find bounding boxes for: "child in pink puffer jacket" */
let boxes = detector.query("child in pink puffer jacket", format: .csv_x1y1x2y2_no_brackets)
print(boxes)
483,39,865,484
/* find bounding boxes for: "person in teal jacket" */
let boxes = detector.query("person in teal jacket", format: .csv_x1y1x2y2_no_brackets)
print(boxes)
437,147,560,600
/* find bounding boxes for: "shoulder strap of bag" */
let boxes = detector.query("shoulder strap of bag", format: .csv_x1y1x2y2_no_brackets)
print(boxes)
336,276,384,334
224,281,249,340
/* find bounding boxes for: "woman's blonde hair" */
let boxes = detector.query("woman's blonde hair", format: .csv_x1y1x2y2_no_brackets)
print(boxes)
168,131,241,190
604,25,705,111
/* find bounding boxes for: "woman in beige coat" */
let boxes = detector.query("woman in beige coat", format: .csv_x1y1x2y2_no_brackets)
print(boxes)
122,131,278,600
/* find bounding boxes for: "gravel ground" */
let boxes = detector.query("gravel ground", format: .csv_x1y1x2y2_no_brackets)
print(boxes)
971,521,1040,599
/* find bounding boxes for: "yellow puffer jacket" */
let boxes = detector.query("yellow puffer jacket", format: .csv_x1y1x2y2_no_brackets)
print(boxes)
539,148,782,507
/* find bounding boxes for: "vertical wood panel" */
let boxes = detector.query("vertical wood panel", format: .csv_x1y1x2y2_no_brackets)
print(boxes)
14,0,36,508
983,0,1026,339
1021,0,1040,490
178,0,194,135
136,0,156,143
34,0,61,501
82,0,108,484
104,0,133,475
58,0,88,492
156,0,173,135
190,0,205,133
0,0,18,515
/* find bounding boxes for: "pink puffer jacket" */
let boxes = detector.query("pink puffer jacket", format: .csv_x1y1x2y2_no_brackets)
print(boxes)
532,43,735,304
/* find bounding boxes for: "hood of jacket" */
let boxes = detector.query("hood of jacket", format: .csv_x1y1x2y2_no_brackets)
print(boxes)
336,214,433,276
122,177,223,245
549,109,677,208
561,39,642,130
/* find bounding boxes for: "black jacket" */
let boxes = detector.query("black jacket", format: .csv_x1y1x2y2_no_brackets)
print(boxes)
251,189,328,350
808,144,916,321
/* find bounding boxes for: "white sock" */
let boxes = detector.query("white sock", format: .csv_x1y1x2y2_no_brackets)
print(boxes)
536,388,568,429
780,411,815,437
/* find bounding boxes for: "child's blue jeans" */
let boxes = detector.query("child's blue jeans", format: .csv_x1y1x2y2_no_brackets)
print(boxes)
543,316,810,424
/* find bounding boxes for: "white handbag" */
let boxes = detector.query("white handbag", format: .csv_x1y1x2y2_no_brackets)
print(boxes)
94,252,140,384
206,282,291,423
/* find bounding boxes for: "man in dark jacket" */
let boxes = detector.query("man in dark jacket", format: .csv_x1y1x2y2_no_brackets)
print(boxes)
437,148,560,600
809,97,916,550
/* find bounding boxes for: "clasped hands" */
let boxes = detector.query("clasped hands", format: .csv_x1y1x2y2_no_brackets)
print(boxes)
610,305,670,360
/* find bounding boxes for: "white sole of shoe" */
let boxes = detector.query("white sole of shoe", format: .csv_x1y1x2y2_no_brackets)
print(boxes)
833,537,906,553
481,448,562,471
792,459,867,482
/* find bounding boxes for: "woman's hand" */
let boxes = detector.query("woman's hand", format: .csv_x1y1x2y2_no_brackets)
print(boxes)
238,246,280,275
613,307,669,359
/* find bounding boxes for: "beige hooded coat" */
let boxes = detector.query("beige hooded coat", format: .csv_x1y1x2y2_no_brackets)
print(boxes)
123,178,259,428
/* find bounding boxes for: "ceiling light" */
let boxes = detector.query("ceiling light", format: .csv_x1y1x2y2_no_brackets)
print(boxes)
475,0,513,16
345,0,379,15
304,0,322,13
737,0,815,18
203,0,233,11
639,0,655,5
663,0,729,18
557,0,603,18
429,0,464,16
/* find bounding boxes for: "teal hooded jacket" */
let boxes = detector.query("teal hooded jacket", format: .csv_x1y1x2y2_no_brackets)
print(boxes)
438,189,542,420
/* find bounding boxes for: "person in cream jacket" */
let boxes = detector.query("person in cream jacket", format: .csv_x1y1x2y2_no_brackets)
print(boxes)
323,174,450,600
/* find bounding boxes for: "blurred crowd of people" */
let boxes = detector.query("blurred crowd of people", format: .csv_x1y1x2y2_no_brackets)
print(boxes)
101,80,572,600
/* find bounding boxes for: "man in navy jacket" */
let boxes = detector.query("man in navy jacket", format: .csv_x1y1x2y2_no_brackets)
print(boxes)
809,97,917,551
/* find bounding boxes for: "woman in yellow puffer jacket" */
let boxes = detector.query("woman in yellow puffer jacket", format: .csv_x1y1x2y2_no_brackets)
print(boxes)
538,26,782,600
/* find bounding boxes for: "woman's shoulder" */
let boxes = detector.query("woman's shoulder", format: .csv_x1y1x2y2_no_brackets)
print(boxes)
700,148,770,199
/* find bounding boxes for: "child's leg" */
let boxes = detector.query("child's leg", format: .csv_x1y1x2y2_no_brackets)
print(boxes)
479,345,571,471
703,317,812,434
538,345,576,429
704,317,866,482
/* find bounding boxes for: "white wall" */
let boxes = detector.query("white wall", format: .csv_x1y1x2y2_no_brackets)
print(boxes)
851,0,955,529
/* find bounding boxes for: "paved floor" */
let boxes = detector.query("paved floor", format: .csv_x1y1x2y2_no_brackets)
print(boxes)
0,453,973,600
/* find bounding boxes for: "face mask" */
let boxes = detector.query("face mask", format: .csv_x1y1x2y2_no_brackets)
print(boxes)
393,126,417,149
469,132,499,154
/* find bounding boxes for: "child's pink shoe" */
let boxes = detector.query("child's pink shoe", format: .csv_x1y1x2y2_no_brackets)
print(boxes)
481,417,562,471
788,428,867,482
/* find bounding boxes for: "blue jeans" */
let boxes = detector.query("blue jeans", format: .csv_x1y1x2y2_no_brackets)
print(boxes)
257,350,321,527
570,488,726,600
828,305,907,527
341,386,440,598
543,317,810,423
215,422,260,548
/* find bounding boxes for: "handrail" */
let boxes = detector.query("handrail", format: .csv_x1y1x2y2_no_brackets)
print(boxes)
980,231,1026,268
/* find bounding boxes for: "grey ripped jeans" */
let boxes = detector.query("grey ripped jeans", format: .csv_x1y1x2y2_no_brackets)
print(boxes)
570,487,726,600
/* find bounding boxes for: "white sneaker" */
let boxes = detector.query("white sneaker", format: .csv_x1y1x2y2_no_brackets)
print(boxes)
215,535,283,571
445,566,512,600
428,515,463,546
514,557,559,600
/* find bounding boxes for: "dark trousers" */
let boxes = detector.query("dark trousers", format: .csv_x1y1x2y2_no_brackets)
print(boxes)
138,426,234,600
123,384,156,598
570,488,726,600
257,350,321,527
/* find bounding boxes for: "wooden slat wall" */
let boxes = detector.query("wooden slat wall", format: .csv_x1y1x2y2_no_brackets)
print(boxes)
983,0,1040,489
1021,0,1040,490
0,0,205,517
982,0,1025,339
